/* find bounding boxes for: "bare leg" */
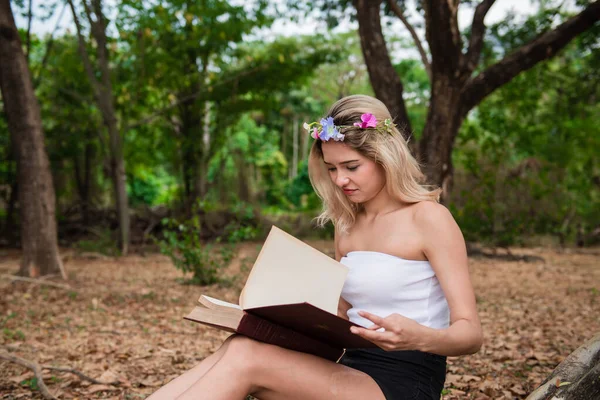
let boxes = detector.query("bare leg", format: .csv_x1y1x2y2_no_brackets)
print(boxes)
147,335,236,400
175,336,385,400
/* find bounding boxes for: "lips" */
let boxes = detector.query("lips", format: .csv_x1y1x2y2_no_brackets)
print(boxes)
343,189,357,195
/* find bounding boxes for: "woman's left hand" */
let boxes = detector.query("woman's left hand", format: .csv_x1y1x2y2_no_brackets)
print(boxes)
350,310,428,351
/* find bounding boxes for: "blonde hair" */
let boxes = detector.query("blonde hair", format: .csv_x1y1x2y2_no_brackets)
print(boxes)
308,95,441,233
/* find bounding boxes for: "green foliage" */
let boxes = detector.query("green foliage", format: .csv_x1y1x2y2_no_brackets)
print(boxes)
452,28,600,246
20,377,38,391
156,201,260,285
127,167,177,206
157,215,230,286
285,161,321,210
207,114,290,206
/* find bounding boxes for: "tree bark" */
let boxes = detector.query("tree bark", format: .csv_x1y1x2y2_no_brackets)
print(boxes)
419,82,464,199
0,0,66,278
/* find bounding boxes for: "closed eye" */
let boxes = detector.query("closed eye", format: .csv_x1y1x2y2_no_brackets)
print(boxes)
347,166,358,171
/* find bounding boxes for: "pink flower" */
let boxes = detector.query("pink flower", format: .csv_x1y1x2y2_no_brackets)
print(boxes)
311,128,319,139
353,113,377,129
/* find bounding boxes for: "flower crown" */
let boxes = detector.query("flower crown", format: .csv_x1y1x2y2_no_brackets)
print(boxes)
303,113,395,142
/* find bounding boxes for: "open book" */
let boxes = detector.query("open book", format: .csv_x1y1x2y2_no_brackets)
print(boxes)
184,225,376,361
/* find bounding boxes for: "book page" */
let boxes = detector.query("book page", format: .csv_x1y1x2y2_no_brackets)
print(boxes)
200,295,242,310
240,226,348,315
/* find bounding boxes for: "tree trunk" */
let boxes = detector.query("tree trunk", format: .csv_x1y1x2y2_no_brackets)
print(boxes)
68,0,130,255
179,89,203,213
0,0,66,278
418,81,465,201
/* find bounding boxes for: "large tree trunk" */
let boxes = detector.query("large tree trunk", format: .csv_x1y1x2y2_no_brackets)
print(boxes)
68,0,130,254
419,82,464,199
0,0,66,278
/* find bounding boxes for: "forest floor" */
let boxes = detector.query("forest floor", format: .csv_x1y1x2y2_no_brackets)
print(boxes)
0,242,599,400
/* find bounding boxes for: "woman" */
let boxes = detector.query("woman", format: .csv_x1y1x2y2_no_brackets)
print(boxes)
148,94,482,400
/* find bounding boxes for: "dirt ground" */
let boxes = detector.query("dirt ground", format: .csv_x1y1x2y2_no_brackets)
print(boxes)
1,242,599,399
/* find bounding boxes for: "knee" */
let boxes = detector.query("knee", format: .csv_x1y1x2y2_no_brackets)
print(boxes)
222,335,264,371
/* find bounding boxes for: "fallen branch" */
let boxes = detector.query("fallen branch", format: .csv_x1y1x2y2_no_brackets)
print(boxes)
0,352,57,400
1,274,73,290
41,365,120,386
0,351,120,390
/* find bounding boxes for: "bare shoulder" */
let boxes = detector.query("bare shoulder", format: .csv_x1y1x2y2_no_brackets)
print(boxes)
411,201,454,226
411,201,462,243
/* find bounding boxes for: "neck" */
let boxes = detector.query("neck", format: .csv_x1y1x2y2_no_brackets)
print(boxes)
361,185,406,219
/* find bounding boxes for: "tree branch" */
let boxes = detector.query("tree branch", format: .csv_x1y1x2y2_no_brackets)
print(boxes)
67,0,101,96
1,274,73,290
422,0,463,77
463,0,497,72
461,1,600,115
0,351,121,397
387,0,431,79
0,352,57,400
42,365,119,385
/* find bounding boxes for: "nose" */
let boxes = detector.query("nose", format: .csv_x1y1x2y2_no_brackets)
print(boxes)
335,172,350,188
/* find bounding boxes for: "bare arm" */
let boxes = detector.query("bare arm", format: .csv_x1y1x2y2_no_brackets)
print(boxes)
415,202,483,356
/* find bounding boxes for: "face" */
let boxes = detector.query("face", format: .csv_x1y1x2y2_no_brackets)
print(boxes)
321,141,386,203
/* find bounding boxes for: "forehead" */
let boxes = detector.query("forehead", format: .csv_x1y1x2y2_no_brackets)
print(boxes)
321,141,364,164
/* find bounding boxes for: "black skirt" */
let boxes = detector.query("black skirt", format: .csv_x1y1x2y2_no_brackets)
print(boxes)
338,348,446,400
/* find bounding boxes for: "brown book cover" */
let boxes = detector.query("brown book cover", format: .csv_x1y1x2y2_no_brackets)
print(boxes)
246,303,376,349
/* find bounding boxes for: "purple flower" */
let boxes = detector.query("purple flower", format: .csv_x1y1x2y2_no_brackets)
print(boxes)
319,117,339,141
354,113,377,129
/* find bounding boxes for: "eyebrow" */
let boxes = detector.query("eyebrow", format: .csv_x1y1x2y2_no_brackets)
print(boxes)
323,160,359,165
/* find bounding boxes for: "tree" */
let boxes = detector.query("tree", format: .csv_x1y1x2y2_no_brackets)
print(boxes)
298,0,600,199
117,1,342,211
67,0,130,254
0,0,66,278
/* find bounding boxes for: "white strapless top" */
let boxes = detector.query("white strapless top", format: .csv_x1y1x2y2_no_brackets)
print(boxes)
340,251,450,330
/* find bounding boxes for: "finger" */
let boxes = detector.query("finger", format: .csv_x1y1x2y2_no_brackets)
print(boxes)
350,326,391,342
357,310,386,326
367,324,382,330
